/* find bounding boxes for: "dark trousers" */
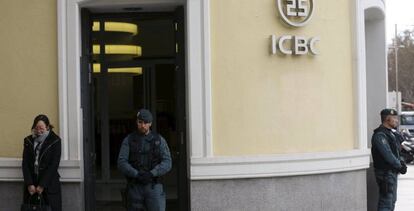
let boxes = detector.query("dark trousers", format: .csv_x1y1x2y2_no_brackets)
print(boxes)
127,183,166,211
375,169,398,211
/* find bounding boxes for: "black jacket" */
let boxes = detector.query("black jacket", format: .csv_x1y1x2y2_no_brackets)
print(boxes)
22,130,61,193
371,125,402,171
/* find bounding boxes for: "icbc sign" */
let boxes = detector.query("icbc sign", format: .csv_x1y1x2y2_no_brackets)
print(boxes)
270,0,319,56
278,0,314,27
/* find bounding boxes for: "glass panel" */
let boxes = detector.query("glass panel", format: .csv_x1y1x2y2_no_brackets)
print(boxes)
154,64,179,201
108,73,144,179
91,18,176,65
93,76,102,180
401,115,414,125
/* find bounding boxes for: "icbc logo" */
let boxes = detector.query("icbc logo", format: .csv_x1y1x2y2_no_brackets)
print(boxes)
277,0,314,27
270,0,319,56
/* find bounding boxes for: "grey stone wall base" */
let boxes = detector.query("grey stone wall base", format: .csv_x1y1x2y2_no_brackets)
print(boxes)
0,182,82,211
191,170,367,211
367,163,379,211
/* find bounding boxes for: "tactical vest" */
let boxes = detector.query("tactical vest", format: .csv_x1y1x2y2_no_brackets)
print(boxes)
372,127,400,170
128,131,162,172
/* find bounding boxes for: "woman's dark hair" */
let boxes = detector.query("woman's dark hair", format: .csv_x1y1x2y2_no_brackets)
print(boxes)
31,114,54,130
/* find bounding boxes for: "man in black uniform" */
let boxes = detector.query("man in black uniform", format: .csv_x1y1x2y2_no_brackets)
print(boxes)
118,109,172,211
371,109,407,211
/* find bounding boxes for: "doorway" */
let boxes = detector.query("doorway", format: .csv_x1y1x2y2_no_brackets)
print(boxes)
81,7,189,211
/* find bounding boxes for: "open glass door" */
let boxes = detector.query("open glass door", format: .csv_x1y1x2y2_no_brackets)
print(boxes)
81,8,189,210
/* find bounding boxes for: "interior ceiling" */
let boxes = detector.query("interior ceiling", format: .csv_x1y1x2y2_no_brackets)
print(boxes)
83,1,184,13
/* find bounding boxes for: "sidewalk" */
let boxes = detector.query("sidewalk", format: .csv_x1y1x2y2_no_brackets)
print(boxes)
396,165,414,210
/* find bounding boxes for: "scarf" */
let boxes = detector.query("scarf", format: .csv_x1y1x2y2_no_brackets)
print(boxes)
33,130,50,175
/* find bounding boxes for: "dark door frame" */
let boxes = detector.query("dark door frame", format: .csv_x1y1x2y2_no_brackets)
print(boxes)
173,6,190,211
80,8,190,211
80,8,96,211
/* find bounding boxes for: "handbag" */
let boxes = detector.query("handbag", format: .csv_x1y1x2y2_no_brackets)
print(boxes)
21,193,52,211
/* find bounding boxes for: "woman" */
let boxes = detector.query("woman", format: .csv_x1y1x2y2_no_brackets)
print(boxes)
22,114,62,211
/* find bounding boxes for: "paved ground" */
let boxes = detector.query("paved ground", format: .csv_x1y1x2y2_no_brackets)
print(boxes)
396,164,414,210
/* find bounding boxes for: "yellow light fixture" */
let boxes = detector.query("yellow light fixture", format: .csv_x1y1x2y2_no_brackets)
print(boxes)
92,63,143,75
92,21,138,35
93,44,142,56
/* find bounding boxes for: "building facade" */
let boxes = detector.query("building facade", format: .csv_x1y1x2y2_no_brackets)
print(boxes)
0,0,387,210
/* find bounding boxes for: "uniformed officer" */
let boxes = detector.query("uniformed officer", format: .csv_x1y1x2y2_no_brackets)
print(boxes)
118,109,172,211
371,108,407,211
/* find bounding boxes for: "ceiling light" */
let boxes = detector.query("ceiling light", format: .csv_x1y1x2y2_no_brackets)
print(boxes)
93,44,142,56
92,21,138,35
93,63,143,75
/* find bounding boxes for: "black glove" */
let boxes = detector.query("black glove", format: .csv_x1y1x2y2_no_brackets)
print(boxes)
399,160,407,175
138,171,153,184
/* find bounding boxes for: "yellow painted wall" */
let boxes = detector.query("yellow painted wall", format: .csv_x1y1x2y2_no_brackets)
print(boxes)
0,0,58,157
211,0,356,155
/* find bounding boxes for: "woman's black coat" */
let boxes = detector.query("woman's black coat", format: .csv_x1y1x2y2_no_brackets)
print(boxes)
22,130,62,210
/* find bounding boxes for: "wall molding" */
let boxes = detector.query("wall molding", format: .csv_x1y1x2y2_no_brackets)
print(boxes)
0,158,82,182
353,0,368,151
191,149,371,180
187,0,213,158
58,0,83,161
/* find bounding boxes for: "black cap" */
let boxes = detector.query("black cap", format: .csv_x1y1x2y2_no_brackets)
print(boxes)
137,109,153,123
380,109,398,116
